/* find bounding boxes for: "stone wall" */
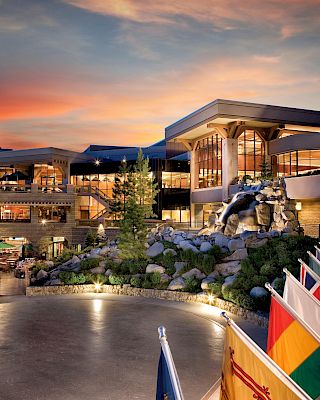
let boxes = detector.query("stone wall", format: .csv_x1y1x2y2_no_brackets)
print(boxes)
26,284,268,328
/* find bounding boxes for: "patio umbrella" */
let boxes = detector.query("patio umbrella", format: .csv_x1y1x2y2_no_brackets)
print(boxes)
0,242,15,250
0,171,28,181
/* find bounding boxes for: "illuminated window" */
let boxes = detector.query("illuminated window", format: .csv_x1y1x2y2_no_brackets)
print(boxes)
161,172,190,189
38,206,67,223
276,150,320,177
238,130,265,179
195,135,222,189
0,205,31,222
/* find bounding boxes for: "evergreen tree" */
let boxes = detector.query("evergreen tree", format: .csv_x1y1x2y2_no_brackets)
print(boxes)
110,159,133,219
260,159,273,180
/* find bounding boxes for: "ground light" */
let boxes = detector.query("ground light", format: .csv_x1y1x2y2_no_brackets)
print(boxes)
41,219,47,225
95,159,100,166
94,282,102,292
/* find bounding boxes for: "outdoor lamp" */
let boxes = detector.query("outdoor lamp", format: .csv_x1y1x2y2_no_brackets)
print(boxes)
295,202,302,211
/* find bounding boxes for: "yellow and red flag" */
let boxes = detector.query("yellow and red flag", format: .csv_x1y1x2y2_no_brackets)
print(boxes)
220,317,310,400
267,294,320,399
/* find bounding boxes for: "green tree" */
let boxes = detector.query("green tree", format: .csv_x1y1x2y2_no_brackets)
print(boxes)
260,159,273,180
110,158,134,219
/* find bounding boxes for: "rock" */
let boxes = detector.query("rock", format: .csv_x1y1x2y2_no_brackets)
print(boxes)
208,270,220,279
182,268,206,280
200,241,213,253
36,269,48,280
255,193,267,202
105,269,113,276
160,273,171,283
281,210,295,221
173,235,184,245
228,238,245,252
90,266,106,274
146,264,165,274
246,238,268,248
163,248,177,257
269,230,280,238
240,231,257,241
173,262,186,277
146,242,164,257
163,236,172,242
214,233,230,248
215,261,241,276
44,260,54,268
250,286,268,298
99,246,110,255
222,248,248,262
187,233,196,240
224,214,239,236
179,240,199,253
47,278,62,286
68,262,81,272
147,236,156,246
255,203,270,226
192,237,203,246
71,255,80,264
88,252,101,259
168,277,186,291
201,276,216,290
222,274,238,291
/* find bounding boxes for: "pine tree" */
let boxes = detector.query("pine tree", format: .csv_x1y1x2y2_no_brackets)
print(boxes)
110,159,133,219
260,159,273,180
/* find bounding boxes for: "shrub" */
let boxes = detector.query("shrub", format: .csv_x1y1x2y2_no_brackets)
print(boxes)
161,240,177,249
54,249,75,265
260,261,278,278
120,259,147,275
208,245,223,261
184,277,201,293
80,258,100,271
222,287,256,310
207,282,222,297
130,276,142,287
93,274,108,285
59,272,86,285
200,254,215,275
108,275,130,285
32,262,49,275
142,280,153,289
85,230,98,247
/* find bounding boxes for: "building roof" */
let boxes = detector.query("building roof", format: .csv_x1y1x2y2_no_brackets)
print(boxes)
165,99,320,141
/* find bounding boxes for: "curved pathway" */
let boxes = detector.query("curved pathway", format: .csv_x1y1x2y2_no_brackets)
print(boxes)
0,293,267,400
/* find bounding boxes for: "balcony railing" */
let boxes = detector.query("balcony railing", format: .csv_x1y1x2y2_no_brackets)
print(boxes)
0,184,31,192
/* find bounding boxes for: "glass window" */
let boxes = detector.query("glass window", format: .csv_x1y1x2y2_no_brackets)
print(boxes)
195,134,222,188
276,150,320,177
161,207,190,223
238,130,265,179
0,205,31,222
161,172,190,189
38,206,67,223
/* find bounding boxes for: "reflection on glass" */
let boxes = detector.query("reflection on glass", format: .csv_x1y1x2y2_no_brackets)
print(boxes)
276,150,320,177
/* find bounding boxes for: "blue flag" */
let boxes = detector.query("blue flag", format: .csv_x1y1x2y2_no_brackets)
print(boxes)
156,349,176,400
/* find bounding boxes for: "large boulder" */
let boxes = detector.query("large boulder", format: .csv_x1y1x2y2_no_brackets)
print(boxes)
200,241,213,253
228,238,245,252
173,235,184,245
163,248,177,257
160,273,171,283
201,276,216,290
45,278,62,286
250,286,268,298
90,266,106,275
179,240,199,253
71,255,80,264
215,261,241,276
36,269,48,280
146,264,165,274
168,277,186,291
182,268,206,280
222,248,248,262
255,203,271,226
214,233,230,248
146,242,164,257
173,262,187,277
246,238,268,248
105,269,113,276
224,214,239,236
281,210,295,221
99,246,110,255
222,274,238,291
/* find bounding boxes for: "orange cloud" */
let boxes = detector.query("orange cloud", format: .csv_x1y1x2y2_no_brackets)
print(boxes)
63,0,320,38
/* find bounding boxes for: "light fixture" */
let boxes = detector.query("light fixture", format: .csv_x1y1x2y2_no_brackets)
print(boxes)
122,156,126,163
95,159,100,166
94,282,102,292
41,219,47,225
208,294,215,304
295,202,302,211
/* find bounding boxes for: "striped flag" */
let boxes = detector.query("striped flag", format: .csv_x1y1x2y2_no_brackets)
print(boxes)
307,250,320,277
220,315,311,400
300,259,320,300
266,287,320,399
283,269,320,336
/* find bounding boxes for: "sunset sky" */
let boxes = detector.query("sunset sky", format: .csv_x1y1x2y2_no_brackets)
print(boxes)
0,0,319,151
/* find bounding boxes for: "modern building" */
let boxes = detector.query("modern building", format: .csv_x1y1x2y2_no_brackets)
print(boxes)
165,99,320,234
0,143,190,258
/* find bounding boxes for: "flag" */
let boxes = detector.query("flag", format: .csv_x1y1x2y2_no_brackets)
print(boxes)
307,250,320,277
300,259,320,300
220,319,311,400
267,294,320,399
316,245,320,261
156,326,184,400
156,349,177,400
283,269,320,336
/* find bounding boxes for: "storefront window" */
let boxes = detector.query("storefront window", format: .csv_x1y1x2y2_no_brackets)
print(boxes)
238,130,265,179
195,134,222,188
161,172,190,189
38,206,67,223
276,150,320,177
0,205,31,222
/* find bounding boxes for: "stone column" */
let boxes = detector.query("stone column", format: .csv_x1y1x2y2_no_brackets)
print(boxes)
222,138,238,201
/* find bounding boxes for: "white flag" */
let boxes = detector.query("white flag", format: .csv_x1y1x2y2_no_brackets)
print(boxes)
283,269,320,336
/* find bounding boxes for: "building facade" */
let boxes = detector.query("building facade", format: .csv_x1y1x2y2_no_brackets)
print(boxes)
165,99,320,233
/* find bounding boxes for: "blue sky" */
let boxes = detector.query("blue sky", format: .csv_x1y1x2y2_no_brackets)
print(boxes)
0,0,319,150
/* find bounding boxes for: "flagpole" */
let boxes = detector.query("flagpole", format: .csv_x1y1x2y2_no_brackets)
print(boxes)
265,283,320,342
307,250,320,267
158,326,185,400
283,268,320,306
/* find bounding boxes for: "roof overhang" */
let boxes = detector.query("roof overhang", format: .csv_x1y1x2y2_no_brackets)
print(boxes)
165,99,320,142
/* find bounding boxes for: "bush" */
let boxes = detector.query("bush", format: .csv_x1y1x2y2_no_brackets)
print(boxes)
142,280,153,289
108,275,130,285
54,249,75,265
130,276,142,287
80,258,100,271
208,245,223,261
207,282,222,297
32,262,49,275
150,272,161,286
222,287,256,310
260,261,278,278
85,231,98,247
184,277,201,293
200,254,215,275
59,272,86,285
120,259,147,275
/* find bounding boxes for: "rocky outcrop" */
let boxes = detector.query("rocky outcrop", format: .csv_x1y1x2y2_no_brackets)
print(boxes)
146,264,165,274
146,242,164,257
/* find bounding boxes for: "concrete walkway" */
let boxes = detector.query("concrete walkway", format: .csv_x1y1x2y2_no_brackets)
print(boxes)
0,293,267,400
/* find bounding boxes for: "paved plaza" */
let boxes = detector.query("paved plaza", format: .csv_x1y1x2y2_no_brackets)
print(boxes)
0,276,267,400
